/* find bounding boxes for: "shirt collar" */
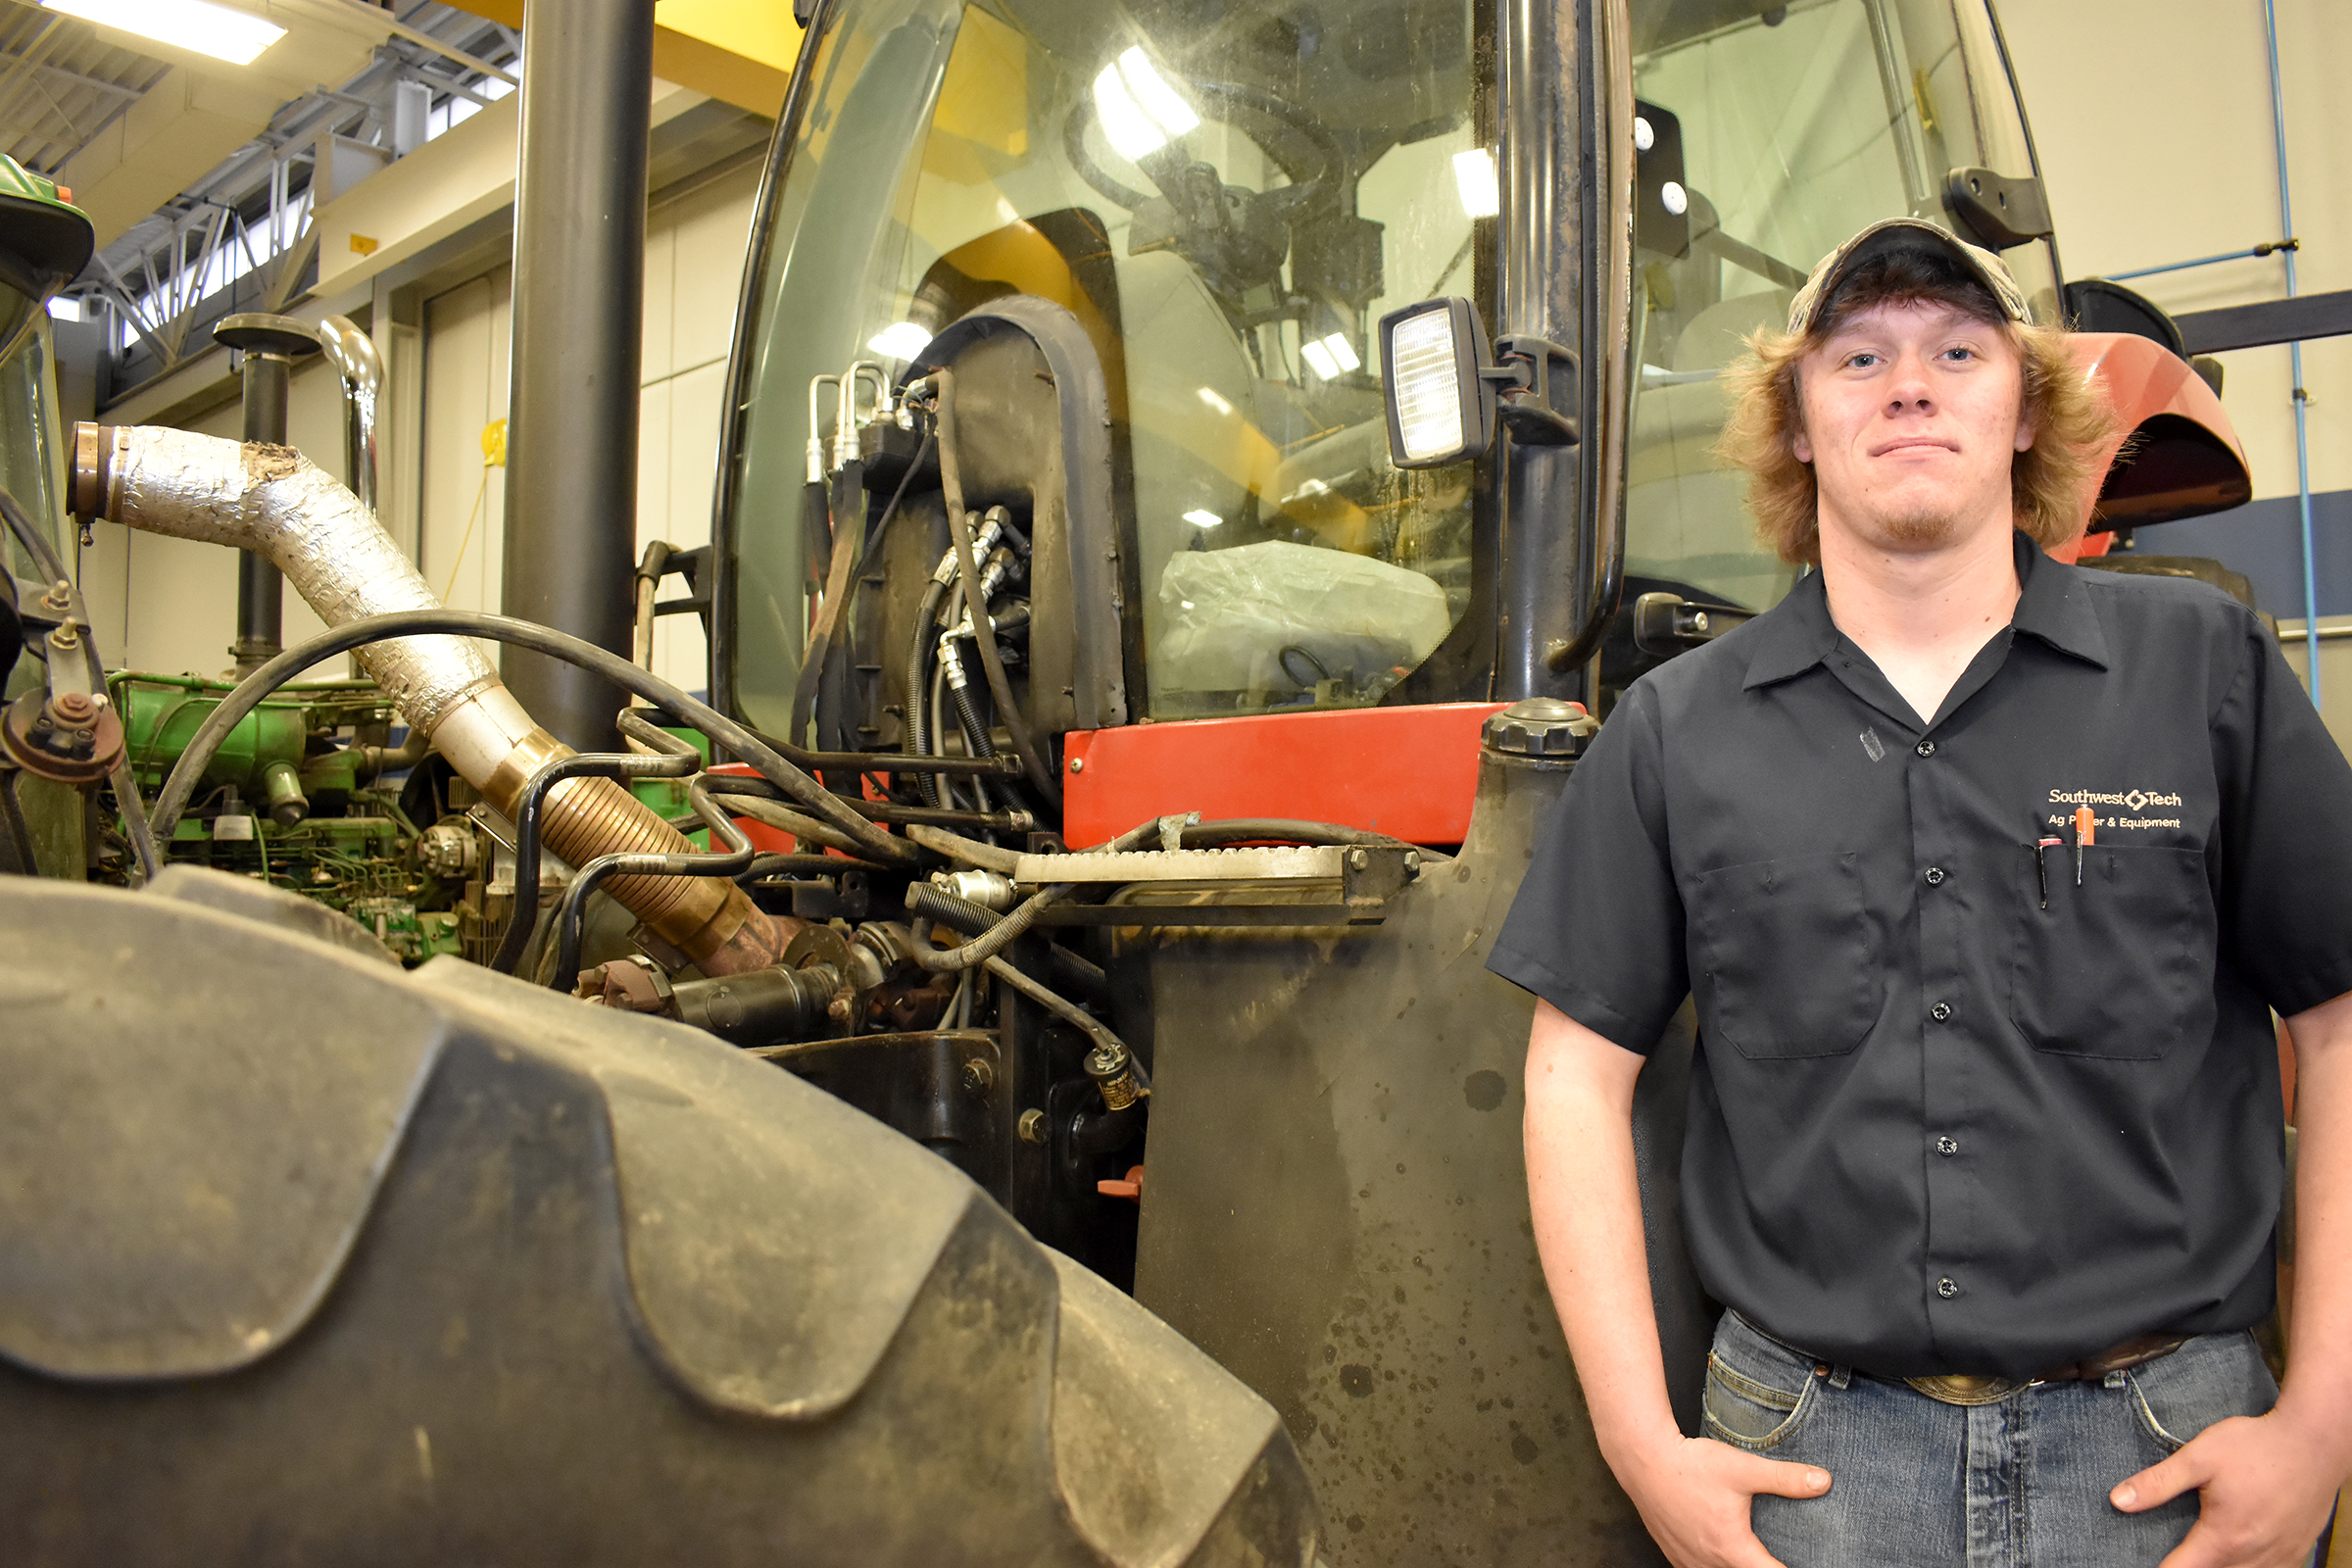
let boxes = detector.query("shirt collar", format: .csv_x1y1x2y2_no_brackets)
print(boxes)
1740,530,2109,692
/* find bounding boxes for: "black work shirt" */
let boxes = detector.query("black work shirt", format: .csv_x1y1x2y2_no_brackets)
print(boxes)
1490,533,2352,1379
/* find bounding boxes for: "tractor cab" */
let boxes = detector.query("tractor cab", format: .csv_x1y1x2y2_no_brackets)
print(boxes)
715,0,2123,752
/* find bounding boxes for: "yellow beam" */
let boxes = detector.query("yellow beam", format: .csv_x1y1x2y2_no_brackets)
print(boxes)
448,0,801,117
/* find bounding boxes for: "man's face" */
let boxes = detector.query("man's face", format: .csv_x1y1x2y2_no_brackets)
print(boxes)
1791,298,2034,555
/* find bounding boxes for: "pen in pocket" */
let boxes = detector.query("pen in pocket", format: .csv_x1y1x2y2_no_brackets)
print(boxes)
2034,835,2062,908
2074,805,2095,886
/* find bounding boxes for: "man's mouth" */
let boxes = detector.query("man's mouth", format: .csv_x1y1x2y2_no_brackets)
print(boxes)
1870,437,1959,458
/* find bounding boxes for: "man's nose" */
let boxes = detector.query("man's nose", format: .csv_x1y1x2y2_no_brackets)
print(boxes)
1886,347,1936,414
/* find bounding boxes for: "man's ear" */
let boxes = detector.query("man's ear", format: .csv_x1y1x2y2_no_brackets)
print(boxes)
2014,414,2036,454
1792,426,1813,465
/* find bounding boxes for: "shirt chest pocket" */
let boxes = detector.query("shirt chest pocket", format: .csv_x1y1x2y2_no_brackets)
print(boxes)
2010,844,2217,1060
1690,853,1883,1059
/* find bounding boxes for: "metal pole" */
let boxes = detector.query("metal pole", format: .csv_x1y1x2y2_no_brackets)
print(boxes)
2262,0,2320,705
213,314,323,674
499,0,654,751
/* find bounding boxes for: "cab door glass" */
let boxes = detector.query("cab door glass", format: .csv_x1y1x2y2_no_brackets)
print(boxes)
726,0,1490,732
1619,0,2062,657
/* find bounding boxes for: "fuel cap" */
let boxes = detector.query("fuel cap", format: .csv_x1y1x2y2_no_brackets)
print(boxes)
1481,697,1597,759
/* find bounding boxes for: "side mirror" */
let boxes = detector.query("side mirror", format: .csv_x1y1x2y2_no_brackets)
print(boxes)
1378,296,1580,469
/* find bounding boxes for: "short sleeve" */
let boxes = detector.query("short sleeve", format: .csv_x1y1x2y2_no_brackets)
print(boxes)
1485,683,1690,1052
2212,618,2352,1015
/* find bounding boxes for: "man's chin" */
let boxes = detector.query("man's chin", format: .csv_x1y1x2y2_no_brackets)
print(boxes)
1830,506,2009,557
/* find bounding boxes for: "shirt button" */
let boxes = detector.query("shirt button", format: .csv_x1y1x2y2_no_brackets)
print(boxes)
1924,867,1945,886
1936,1136,1959,1155
1930,1001,1953,1021
1936,1277,1960,1299
1915,740,1936,758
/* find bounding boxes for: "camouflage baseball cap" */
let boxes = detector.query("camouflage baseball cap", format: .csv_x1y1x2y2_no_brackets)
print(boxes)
1785,218,2030,337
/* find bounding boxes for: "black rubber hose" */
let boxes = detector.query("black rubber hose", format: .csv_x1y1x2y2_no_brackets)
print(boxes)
0,484,163,884
905,882,1073,972
980,952,1129,1063
144,609,923,866
905,881,999,937
906,883,1107,1004
949,670,994,763
903,577,948,807
928,371,1061,810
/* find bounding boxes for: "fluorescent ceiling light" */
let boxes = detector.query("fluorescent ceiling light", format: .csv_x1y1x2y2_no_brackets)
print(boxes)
866,321,932,361
1299,338,1340,379
44,0,285,66
1196,386,1233,416
1318,332,1361,373
1093,45,1197,163
1452,149,1499,220
1182,510,1222,529
46,296,80,321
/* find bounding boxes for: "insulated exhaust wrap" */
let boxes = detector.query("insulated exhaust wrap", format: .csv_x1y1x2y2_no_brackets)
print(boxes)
74,423,785,976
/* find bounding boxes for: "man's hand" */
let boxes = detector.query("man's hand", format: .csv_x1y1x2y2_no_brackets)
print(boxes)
1612,1433,1832,1568
2112,1408,2340,1567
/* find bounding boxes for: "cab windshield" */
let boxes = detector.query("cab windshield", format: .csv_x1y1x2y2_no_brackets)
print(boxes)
725,0,2059,728
1622,0,2059,622
725,0,1488,730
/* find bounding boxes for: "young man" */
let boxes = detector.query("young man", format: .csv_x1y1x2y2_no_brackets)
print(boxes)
1488,219,2352,1568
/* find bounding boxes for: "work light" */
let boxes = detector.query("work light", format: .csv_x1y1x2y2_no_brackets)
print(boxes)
1379,298,1494,468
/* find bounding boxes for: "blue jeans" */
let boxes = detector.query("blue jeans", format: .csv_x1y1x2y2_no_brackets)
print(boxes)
1702,1310,2279,1567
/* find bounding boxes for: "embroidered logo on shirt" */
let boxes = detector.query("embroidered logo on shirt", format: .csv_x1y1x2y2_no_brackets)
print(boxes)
1859,727,1886,762
2046,787,2185,830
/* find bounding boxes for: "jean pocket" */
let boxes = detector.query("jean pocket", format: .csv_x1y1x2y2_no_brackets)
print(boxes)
2011,843,2215,1060
1691,852,1882,1059
1703,1348,1818,1451
2126,1332,2277,1453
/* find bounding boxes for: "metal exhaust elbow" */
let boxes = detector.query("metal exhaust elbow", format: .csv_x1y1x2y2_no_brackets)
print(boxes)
72,422,788,977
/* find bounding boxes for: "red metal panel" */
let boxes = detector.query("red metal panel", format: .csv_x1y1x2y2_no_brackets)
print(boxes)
1061,702,1510,848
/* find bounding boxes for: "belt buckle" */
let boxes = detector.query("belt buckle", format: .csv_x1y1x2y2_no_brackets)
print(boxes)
1904,1372,2025,1406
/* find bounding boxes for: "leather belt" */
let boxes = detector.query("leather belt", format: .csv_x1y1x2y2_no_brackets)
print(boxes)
1901,1335,2190,1406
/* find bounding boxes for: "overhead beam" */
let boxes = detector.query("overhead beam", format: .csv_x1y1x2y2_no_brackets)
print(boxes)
2176,289,2352,356
447,0,799,116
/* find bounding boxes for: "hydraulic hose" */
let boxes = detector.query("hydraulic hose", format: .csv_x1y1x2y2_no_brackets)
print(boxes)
906,881,1108,1004
906,882,1074,972
925,371,1061,809
903,577,949,806
71,424,803,974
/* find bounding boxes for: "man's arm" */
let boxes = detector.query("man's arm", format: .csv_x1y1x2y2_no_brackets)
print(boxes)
1524,999,1830,1568
2115,987,2352,1568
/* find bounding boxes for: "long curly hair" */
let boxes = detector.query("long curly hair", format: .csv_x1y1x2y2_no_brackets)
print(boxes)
1715,251,2116,564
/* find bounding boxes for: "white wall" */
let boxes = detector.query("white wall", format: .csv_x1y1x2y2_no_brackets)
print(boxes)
414,158,762,699
2003,0,2351,507
83,155,760,698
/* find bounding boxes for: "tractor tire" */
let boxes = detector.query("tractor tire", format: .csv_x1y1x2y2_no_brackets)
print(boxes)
0,871,1320,1567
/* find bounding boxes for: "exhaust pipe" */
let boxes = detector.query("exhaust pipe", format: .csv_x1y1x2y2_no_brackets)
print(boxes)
73,422,791,977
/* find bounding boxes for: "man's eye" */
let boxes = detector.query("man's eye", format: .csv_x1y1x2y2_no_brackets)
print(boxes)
1846,352,1879,368
1942,347,1976,362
